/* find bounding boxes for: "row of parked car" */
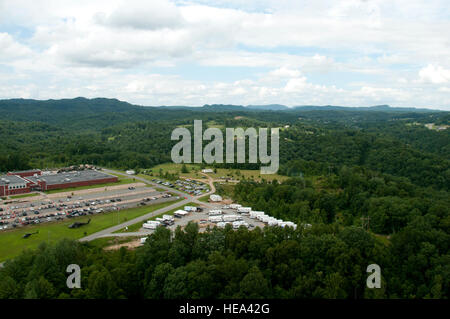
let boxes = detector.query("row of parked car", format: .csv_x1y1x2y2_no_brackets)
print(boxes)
152,178,209,196
0,194,129,230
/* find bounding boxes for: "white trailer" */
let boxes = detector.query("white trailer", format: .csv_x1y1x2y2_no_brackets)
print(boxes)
209,215,223,223
184,206,197,212
162,214,174,221
216,222,229,228
223,214,239,222
250,211,264,219
268,220,278,226
143,221,160,229
237,207,252,213
208,209,223,216
284,221,297,230
229,204,242,210
232,221,249,229
257,214,267,221
285,221,295,227
261,216,271,223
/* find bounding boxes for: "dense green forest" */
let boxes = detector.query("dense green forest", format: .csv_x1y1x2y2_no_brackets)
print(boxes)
0,217,447,299
0,98,448,299
1,98,448,190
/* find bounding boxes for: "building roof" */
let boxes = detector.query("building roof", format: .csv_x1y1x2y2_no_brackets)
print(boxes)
26,170,116,186
0,174,28,186
8,169,41,174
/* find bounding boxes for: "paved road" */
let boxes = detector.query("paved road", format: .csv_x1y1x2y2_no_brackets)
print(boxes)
79,168,215,242
79,197,190,241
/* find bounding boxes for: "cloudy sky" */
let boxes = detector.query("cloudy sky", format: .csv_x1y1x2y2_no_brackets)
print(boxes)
1,0,449,109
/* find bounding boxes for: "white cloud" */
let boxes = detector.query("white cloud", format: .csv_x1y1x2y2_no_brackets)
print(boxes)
419,64,450,84
284,77,309,93
268,67,301,79
0,0,449,109
0,32,32,61
95,0,184,30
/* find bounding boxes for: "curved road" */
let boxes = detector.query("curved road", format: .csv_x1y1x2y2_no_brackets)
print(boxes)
79,168,216,242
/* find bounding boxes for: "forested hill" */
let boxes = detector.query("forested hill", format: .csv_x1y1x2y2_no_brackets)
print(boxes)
0,98,445,122
0,97,448,191
0,97,140,118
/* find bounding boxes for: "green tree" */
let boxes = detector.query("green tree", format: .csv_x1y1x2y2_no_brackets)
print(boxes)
238,266,270,298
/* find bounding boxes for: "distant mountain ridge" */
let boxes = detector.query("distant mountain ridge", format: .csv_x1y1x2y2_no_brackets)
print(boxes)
0,98,445,116
157,102,444,112
246,104,290,111
291,104,441,112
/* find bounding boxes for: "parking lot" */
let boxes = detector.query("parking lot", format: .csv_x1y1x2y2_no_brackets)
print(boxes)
0,184,179,231
152,178,210,196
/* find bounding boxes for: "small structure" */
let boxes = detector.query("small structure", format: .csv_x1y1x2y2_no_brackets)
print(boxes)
210,194,222,202
126,170,136,175
162,214,174,221
202,169,213,173
174,210,189,217
143,220,160,229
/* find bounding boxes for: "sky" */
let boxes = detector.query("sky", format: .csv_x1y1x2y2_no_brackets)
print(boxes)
0,0,449,109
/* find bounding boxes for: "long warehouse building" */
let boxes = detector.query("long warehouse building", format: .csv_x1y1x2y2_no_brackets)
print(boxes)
0,169,118,196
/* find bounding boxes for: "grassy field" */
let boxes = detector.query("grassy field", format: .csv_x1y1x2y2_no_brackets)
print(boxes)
197,194,210,203
142,163,203,179
44,178,136,194
142,163,289,182
114,202,199,233
0,198,182,262
208,168,289,182
9,193,40,199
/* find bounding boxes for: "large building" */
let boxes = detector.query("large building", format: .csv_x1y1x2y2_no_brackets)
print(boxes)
0,169,118,196
0,174,34,197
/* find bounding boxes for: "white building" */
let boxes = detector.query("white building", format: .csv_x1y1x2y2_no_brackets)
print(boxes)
174,210,189,217
210,194,222,202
